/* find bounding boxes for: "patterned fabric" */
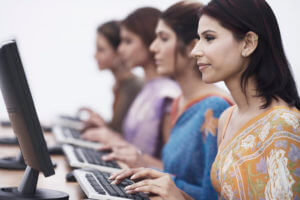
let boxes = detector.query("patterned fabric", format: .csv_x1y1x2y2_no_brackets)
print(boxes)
162,95,232,200
211,106,300,200
123,77,181,158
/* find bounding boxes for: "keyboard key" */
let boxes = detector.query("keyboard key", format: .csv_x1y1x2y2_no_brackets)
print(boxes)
86,170,150,199
75,147,121,169
85,174,106,195
74,149,84,162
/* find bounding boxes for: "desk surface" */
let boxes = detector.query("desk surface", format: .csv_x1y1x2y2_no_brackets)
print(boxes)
0,127,160,200
0,127,92,200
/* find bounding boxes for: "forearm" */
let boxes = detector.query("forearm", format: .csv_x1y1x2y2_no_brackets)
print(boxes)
174,178,217,200
105,130,127,146
181,190,193,200
142,154,163,169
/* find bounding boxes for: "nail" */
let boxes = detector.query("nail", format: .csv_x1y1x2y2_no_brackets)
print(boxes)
126,190,134,194
111,180,117,185
130,175,136,179
125,185,132,190
108,175,114,180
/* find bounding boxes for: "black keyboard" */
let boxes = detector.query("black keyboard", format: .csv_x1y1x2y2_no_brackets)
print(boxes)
62,127,81,139
74,147,121,169
77,169,150,200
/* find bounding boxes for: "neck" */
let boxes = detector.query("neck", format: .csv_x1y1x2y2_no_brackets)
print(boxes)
111,67,133,82
225,75,262,113
175,65,212,104
143,60,161,81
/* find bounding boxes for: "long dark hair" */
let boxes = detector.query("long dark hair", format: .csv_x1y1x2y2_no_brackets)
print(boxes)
201,0,300,109
122,7,161,47
97,20,120,50
161,1,203,76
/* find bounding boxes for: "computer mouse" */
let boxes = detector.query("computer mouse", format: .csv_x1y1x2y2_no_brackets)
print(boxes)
48,145,63,155
66,171,76,182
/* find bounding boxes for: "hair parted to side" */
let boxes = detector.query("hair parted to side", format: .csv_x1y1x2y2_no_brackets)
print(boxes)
122,7,161,48
97,20,121,50
201,0,300,109
161,0,203,54
161,1,203,76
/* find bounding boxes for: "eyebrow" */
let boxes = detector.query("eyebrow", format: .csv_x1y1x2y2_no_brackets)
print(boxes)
156,30,170,36
200,30,216,35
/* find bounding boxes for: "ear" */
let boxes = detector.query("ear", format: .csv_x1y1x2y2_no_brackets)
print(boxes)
186,39,198,57
241,31,258,57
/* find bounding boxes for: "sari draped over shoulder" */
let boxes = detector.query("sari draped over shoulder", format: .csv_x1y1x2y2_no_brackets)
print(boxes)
162,95,232,200
123,77,181,158
211,106,300,200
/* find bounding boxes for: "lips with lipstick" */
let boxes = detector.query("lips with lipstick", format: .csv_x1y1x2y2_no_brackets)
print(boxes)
155,58,162,66
197,62,211,71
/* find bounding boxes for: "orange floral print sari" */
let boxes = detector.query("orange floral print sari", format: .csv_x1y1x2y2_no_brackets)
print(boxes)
211,106,300,200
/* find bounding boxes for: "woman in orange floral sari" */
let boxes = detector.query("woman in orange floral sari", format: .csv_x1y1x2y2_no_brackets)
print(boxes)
190,0,300,199
210,105,299,199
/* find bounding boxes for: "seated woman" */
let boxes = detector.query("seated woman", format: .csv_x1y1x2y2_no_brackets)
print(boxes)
109,0,300,199
102,1,232,199
81,20,144,133
81,7,181,158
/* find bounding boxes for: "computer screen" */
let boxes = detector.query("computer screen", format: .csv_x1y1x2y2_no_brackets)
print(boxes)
0,40,68,199
0,40,53,176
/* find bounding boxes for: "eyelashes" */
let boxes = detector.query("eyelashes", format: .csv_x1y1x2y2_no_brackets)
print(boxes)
121,37,132,44
160,37,169,42
158,34,169,42
205,35,215,41
197,34,216,42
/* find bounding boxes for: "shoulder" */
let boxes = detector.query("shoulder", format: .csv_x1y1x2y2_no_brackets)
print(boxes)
217,106,235,146
130,76,144,88
219,106,234,126
268,107,300,134
201,96,232,118
122,77,144,92
152,78,181,99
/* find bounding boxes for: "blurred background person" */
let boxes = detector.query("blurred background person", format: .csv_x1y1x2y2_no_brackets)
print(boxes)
80,20,144,133
81,7,181,158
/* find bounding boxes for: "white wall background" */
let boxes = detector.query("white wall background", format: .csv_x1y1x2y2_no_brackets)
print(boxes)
0,0,299,123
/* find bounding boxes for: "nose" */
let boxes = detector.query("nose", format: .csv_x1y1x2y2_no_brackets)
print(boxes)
149,38,158,53
118,43,124,55
190,41,203,59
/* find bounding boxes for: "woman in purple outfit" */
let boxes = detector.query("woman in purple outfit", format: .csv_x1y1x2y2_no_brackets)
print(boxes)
81,7,181,159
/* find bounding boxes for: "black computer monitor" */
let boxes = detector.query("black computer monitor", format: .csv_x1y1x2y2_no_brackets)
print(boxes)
0,40,68,200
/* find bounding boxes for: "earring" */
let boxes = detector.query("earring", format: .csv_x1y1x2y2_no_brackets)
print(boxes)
242,52,246,57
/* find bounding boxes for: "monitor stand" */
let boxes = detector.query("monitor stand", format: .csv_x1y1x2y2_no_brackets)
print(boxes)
0,152,56,170
0,137,18,145
0,166,69,199
0,152,26,170
0,136,63,155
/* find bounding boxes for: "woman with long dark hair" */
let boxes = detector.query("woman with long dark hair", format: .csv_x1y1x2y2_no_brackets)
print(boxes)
109,0,300,199
193,0,300,199
80,21,144,133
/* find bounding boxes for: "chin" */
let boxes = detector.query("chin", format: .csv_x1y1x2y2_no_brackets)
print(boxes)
159,69,173,77
202,74,219,84
124,61,134,68
98,66,106,70
157,67,166,75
